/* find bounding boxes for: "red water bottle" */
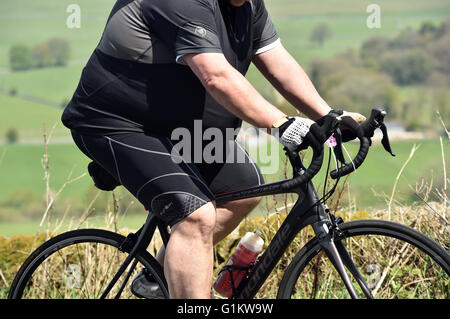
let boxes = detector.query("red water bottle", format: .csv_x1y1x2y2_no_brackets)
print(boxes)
213,230,264,297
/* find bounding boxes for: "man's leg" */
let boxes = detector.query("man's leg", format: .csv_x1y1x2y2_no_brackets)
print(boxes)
213,197,262,243
164,201,216,298
155,197,261,265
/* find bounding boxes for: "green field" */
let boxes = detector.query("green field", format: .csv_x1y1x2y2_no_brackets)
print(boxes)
0,141,90,199
0,137,447,237
1,0,449,104
0,65,82,104
1,0,449,68
0,0,114,69
0,213,147,237
0,94,66,138
0,137,445,201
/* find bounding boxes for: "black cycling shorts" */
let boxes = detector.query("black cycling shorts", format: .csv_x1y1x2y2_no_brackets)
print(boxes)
71,130,264,226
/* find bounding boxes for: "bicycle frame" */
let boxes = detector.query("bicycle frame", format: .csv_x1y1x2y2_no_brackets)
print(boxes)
104,155,373,299
215,178,373,299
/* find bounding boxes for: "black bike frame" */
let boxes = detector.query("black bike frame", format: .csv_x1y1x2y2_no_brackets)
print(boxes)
105,159,373,299
215,176,370,299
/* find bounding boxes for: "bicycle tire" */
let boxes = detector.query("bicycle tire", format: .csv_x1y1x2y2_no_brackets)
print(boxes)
8,229,169,299
277,219,450,299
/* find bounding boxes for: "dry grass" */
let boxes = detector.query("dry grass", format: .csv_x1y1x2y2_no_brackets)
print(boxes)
0,126,448,299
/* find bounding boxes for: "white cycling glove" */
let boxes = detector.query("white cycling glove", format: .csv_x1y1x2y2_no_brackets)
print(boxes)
276,117,315,152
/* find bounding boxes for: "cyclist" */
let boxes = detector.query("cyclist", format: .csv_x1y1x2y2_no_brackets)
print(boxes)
62,0,364,299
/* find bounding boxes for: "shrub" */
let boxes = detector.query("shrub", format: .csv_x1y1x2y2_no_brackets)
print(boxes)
8,87,18,96
32,43,53,68
309,23,332,46
5,128,19,144
360,35,390,68
428,34,450,75
389,28,423,50
47,38,70,66
325,69,399,116
419,21,439,38
9,45,32,71
380,49,435,85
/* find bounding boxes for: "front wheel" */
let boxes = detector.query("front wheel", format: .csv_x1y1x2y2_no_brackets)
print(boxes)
8,229,169,299
277,220,449,299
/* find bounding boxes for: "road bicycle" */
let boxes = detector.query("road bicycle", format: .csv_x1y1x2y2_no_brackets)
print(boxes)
7,108,449,299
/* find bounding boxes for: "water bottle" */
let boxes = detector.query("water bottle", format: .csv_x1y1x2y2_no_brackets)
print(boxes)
213,230,264,297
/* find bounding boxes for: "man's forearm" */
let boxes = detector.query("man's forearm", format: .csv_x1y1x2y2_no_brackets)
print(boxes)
253,44,332,121
184,53,286,129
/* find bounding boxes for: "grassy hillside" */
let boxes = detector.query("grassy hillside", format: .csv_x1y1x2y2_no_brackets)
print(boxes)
1,0,448,68
0,94,66,138
254,137,447,208
0,142,90,199
0,65,82,104
1,0,449,100
248,0,450,92
0,0,115,69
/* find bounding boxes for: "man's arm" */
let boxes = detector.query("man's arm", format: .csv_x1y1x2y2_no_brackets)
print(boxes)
183,52,287,130
252,43,332,121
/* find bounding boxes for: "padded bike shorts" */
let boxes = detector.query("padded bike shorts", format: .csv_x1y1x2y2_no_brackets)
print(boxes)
70,130,264,226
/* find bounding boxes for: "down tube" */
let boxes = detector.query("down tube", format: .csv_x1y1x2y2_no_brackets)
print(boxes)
237,183,326,299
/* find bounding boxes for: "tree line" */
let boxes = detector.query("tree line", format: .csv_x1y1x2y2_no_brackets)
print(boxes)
9,38,71,71
306,18,450,130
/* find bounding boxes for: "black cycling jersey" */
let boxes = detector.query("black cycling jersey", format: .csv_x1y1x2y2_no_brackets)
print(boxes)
61,0,280,137
62,0,278,224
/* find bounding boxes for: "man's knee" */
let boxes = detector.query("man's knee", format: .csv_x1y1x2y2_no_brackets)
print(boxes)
172,201,216,238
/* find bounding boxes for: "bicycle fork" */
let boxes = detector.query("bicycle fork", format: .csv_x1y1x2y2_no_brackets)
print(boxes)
312,219,374,299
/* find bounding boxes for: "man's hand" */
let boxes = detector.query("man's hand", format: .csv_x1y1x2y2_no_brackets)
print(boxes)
276,117,315,152
317,110,366,142
341,111,366,125
339,111,366,142
276,112,341,152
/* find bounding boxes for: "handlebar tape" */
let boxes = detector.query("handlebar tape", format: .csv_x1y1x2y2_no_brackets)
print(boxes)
330,136,370,179
281,142,324,191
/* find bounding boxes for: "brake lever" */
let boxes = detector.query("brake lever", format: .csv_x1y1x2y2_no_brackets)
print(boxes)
360,108,395,157
380,123,395,157
284,147,304,177
332,129,346,164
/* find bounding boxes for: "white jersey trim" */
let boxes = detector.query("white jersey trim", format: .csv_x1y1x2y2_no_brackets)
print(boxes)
254,38,281,55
